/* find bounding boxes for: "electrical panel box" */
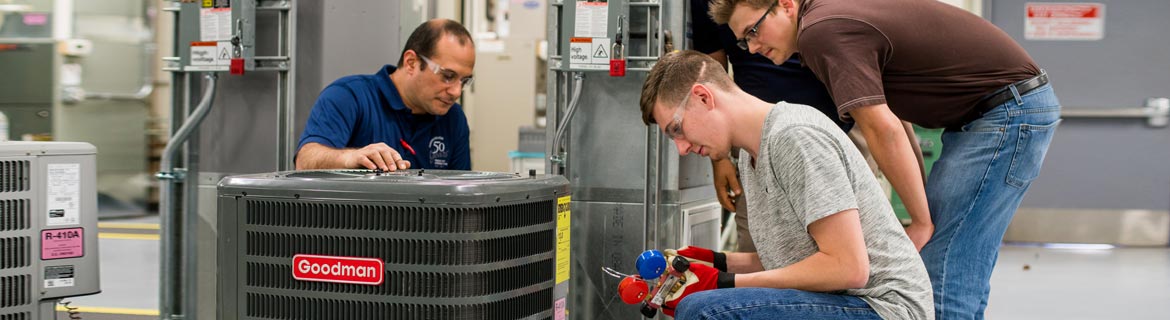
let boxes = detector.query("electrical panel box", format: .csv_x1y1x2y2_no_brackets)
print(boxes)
164,0,266,73
0,142,102,319
550,1,681,73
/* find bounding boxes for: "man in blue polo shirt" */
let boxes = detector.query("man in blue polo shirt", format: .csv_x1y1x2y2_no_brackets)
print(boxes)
296,19,475,171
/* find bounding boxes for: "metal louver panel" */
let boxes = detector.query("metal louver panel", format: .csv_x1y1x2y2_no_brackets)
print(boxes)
0,161,29,193
0,312,30,320
245,231,554,265
0,200,29,231
246,200,555,233
246,259,554,297
0,237,29,269
0,275,30,308
220,170,568,320
245,287,554,320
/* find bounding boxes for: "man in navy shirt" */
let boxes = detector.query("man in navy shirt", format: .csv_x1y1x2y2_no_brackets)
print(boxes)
296,19,475,171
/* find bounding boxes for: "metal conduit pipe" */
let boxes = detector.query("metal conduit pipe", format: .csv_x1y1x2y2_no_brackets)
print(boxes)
157,72,217,320
550,72,584,171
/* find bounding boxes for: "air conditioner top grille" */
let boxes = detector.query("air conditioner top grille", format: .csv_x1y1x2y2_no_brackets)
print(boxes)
219,170,569,204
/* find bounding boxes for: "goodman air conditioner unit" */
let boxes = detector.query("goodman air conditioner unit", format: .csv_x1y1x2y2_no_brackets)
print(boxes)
217,169,571,320
0,142,101,320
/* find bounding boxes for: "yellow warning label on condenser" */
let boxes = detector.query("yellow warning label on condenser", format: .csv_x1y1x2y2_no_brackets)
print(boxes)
202,0,214,8
556,196,571,284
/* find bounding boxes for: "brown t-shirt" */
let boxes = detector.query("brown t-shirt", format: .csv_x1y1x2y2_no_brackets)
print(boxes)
797,0,1041,128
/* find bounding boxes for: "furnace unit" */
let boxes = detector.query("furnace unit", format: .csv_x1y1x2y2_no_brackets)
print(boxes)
217,169,570,320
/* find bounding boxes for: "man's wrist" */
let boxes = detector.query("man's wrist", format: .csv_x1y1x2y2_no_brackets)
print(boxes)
712,251,727,272
716,272,736,289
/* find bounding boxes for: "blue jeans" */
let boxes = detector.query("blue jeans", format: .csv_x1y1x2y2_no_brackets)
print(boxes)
674,288,882,320
920,83,1062,319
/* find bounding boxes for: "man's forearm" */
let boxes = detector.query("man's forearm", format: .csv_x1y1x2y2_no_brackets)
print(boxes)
863,121,931,226
735,251,868,292
725,252,764,273
294,143,345,170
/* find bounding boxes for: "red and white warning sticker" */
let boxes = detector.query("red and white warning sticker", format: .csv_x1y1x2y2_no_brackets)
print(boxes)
1025,3,1105,41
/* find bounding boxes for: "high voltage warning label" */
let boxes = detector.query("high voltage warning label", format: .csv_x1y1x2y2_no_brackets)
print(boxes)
568,37,610,70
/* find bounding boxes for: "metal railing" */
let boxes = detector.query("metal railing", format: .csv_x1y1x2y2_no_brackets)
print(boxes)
1061,97,1169,127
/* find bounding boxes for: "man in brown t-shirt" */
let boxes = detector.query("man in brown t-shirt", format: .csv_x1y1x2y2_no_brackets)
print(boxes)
710,0,1063,319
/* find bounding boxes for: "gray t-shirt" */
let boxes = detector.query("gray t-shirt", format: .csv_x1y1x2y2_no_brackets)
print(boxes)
738,103,934,320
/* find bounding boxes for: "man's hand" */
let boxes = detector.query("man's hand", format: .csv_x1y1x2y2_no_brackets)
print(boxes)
343,143,411,171
664,246,727,272
904,222,934,252
661,261,734,317
711,158,743,212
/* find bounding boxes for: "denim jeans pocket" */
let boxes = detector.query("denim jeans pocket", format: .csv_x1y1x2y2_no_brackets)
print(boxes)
1007,119,1062,188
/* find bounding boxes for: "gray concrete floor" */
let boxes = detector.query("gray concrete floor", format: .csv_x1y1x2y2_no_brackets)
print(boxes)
986,244,1170,320
70,218,1170,319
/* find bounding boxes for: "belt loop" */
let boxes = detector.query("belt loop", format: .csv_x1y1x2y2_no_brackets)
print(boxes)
1009,83,1023,105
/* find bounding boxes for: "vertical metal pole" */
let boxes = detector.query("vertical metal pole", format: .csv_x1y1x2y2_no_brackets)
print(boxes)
161,70,191,320
284,1,298,171
275,3,288,171
181,87,201,320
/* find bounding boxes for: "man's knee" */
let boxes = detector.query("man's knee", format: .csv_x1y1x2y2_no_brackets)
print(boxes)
674,290,726,320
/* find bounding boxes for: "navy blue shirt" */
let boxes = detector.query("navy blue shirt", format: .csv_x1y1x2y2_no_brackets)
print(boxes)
690,0,851,132
297,65,471,170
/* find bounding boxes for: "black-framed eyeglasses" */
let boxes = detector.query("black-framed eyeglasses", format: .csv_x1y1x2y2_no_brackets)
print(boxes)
736,2,778,51
418,54,474,90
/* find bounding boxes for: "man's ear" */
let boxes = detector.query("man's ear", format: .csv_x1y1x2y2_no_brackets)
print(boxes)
781,0,798,16
696,84,716,110
402,50,420,74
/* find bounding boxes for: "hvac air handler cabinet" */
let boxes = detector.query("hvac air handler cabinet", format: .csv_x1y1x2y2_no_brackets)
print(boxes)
217,169,571,319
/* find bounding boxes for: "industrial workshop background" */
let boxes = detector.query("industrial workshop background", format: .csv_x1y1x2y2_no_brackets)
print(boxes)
0,0,1166,320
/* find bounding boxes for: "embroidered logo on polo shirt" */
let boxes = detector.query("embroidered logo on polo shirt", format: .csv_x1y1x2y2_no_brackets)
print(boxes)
429,136,449,168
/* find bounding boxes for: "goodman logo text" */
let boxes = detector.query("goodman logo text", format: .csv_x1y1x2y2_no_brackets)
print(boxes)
292,254,384,285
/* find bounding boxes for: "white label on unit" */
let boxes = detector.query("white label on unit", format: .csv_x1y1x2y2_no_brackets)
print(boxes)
574,1,608,38
217,41,233,65
44,278,75,288
568,37,607,70
1025,3,1105,41
591,38,611,64
46,163,81,226
190,42,218,66
200,7,232,42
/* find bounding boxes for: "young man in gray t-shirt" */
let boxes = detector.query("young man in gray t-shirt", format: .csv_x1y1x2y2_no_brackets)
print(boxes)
639,50,933,319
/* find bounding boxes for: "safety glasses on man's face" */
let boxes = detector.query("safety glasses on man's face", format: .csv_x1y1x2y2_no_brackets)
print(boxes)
417,54,474,90
736,2,778,51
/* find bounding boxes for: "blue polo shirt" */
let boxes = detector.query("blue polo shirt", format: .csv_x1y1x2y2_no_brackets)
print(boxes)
297,65,471,170
689,0,851,132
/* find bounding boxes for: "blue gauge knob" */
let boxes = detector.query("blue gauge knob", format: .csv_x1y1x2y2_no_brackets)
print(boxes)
636,250,667,280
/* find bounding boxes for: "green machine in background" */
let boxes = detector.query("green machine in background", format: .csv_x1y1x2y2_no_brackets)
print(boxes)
891,126,944,223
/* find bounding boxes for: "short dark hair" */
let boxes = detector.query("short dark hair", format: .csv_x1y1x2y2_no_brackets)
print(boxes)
640,50,735,125
709,0,781,25
397,19,474,68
